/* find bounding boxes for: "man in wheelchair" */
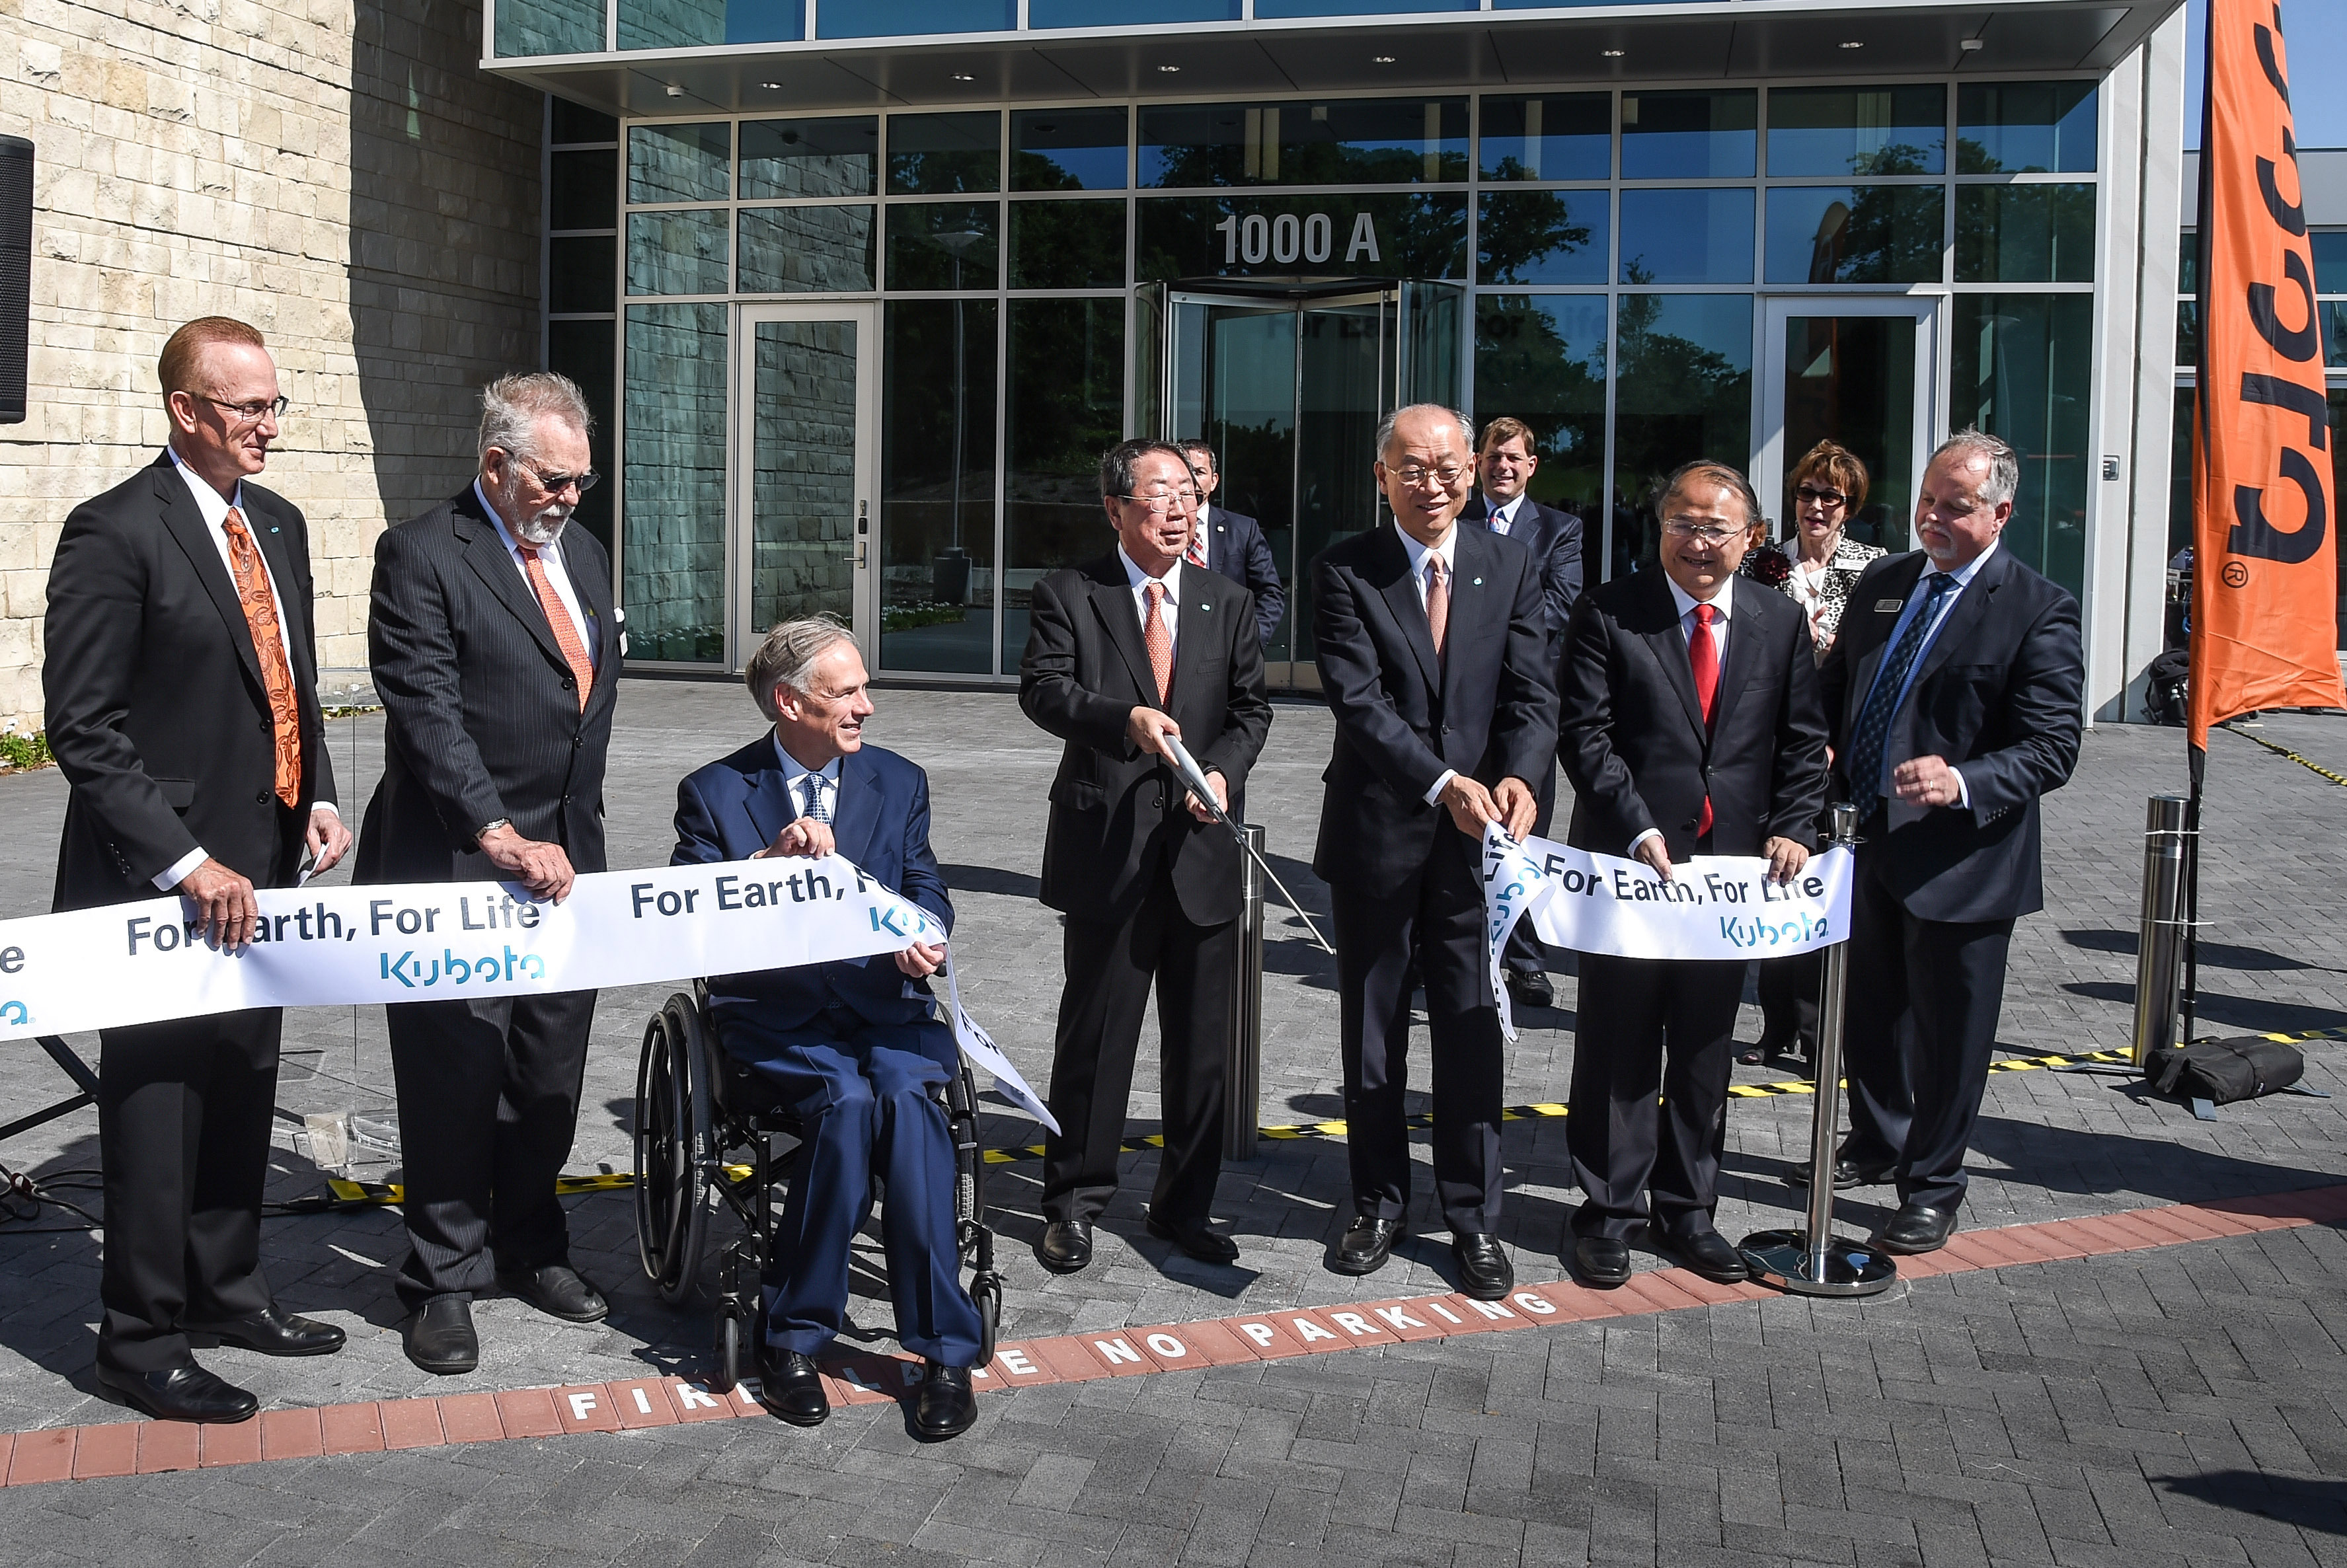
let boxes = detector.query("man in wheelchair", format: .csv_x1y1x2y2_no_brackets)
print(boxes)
671,618,983,1440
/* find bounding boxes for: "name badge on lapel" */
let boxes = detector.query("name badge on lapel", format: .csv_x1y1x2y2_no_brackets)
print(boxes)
1874,598,1904,613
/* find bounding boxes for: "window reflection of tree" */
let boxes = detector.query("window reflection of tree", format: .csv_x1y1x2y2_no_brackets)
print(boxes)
1478,190,1592,285
1473,295,1604,522
1611,289,1751,580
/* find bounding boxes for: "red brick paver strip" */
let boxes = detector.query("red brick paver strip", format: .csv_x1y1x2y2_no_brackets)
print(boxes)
1022,1335,1118,1382
1176,1317,1265,1363
609,1379,681,1427
258,1407,323,1462
1224,1314,1315,1359
553,1385,624,1433
493,1388,562,1438
6,1428,71,1485
319,1403,385,1454
982,1342,1062,1388
1355,1299,1452,1342
69,1423,137,1479
438,1393,503,1443
1122,1327,1215,1372
198,1419,261,1468
379,1398,446,1448
135,1420,200,1474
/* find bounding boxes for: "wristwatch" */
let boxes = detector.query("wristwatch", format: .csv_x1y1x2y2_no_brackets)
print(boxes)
473,817,512,847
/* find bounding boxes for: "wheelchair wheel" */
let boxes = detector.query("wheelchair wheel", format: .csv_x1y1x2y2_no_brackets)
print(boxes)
970,1271,1001,1366
712,1306,744,1395
635,992,716,1305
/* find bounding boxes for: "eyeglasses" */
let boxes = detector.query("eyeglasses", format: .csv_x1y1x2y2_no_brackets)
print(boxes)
1794,484,1849,508
1384,465,1467,489
202,394,289,426
1115,490,1198,511
514,456,601,495
1662,518,1745,546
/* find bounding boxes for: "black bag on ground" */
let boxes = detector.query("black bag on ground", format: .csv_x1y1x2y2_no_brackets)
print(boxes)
2145,1036,2305,1104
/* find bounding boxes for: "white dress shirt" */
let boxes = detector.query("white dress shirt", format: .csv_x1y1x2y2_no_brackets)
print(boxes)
476,480,597,669
1117,546,1182,663
1393,522,1465,805
1625,575,1736,860
773,737,842,824
1482,493,1527,537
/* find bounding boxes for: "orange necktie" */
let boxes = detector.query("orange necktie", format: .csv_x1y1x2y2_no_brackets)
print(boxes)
519,544,595,711
1424,555,1450,659
1143,581,1173,706
221,507,301,809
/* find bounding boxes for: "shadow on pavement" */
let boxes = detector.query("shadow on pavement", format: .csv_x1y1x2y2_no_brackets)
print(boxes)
2159,1470,2347,1535
2061,980,2347,1034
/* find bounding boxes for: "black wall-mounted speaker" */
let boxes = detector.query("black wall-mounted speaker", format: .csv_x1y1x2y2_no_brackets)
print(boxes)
0,136,28,426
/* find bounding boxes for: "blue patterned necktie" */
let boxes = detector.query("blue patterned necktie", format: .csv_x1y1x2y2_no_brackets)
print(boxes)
1847,572,1956,802
802,772,832,825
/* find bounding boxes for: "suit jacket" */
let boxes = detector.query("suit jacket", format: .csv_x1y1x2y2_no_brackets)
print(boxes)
356,486,622,884
1019,553,1274,926
1310,521,1559,891
1461,494,1586,642
1817,547,2084,923
672,737,954,1053
45,452,334,910
1557,572,1829,862
1198,504,1286,648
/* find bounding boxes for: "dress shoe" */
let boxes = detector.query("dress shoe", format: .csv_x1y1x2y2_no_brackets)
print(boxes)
1572,1235,1633,1288
757,1347,829,1427
1504,969,1555,1010
182,1302,346,1357
1330,1215,1401,1276
1036,1218,1093,1275
497,1262,608,1324
1451,1233,1514,1300
403,1294,479,1375
1877,1202,1958,1255
909,1361,978,1442
95,1361,258,1423
1787,1155,1898,1190
1145,1211,1239,1264
1667,1228,1751,1285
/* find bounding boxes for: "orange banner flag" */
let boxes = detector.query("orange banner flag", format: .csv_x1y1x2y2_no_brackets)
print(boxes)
2190,0,2344,746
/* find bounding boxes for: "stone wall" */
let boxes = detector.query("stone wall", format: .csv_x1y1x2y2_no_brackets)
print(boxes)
0,0,543,733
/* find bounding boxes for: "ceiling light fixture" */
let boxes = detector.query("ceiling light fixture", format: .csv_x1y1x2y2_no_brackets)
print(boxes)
664,83,684,96
1157,63,1181,73
1600,48,1625,57
759,81,781,89
1839,40,1864,49
1960,38,1984,50
1373,55,1395,63
951,72,975,81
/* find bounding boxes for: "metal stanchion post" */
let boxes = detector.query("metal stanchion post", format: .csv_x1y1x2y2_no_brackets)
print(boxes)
1739,803,1896,1296
2131,796,2192,1068
1222,823,1266,1164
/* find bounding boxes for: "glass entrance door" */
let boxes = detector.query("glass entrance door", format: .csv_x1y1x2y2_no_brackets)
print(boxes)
1757,298,1939,554
734,302,878,667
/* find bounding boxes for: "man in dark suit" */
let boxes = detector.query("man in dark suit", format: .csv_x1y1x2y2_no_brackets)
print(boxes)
1177,438,1286,649
1817,429,2083,1255
1019,438,1273,1274
1311,404,1557,1298
358,371,622,1374
672,620,982,1441
1461,416,1586,1010
45,316,353,1422
1556,460,1829,1287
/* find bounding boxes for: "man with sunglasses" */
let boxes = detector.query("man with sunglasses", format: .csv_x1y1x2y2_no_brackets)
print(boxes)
356,372,621,1375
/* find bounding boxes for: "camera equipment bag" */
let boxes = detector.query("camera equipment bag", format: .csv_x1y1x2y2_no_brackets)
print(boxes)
2145,1036,2305,1105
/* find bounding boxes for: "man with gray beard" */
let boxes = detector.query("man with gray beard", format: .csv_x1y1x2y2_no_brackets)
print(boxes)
356,372,622,1374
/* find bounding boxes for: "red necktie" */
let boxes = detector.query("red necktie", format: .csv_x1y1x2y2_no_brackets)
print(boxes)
1689,602,1719,837
221,507,302,809
1186,522,1209,570
519,544,596,712
1143,582,1173,706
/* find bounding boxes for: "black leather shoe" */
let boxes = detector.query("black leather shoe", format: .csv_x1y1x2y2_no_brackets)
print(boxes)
1036,1218,1093,1275
1330,1215,1401,1277
1572,1235,1633,1288
1788,1156,1898,1191
1878,1202,1958,1255
1145,1211,1239,1264
95,1361,258,1423
182,1302,346,1357
497,1263,609,1324
403,1294,479,1375
1668,1228,1751,1284
910,1361,978,1442
1451,1233,1514,1300
1505,970,1555,1010
757,1348,829,1427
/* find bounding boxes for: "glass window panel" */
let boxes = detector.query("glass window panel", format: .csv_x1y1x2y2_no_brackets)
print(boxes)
551,98,618,145
738,205,876,293
1619,188,1753,284
1029,0,1235,20
1766,85,1945,176
888,111,1001,194
1954,185,2095,283
1478,190,1608,285
1479,94,1609,182
618,0,800,48
820,0,1013,35
1777,315,1917,550
2170,385,2195,568
549,235,617,312
2179,229,2198,297
623,303,728,663
2313,231,2347,295
886,202,1001,290
880,300,998,675
629,122,730,204
1139,98,1468,187
1956,81,2098,173
626,209,730,295
2176,300,2199,367
547,318,615,557
739,117,878,198
2327,300,2347,368
496,0,602,56
1471,294,1607,530
1136,192,1468,281
1620,89,1756,180
1256,0,1472,15
1611,295,1753,579
1003,298,1126,671
2333,391,2347,648
1010,200,1126,289
550,149,617,230
1763,186,1944,284
1012,108,1130,192
748,318,860,630
1949,293,2093,597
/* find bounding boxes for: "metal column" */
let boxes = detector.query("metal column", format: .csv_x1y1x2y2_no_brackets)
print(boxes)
2131,796,2193,1068
1222,823,1266,1163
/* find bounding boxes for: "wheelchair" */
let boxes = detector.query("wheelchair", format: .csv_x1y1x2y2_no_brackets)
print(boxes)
633,983,1003,1392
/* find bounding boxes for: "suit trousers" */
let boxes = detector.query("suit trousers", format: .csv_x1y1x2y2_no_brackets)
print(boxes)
387,989,597,1307
1502,761,1560,980
1040,855,1233,1228
1332,829,1506,1234
1838,842,2015,1213
95,1008,283,1372
1755,950,1824,1055
1566,955,1746,1240
720,1014,984,1366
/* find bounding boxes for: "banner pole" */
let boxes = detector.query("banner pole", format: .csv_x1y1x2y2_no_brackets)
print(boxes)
2182,743,2206,1047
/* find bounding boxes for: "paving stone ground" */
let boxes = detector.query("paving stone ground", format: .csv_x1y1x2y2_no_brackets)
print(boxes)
2,680,2346,1565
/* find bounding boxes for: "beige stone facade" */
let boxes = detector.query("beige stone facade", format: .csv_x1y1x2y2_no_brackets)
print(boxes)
0,0,545,733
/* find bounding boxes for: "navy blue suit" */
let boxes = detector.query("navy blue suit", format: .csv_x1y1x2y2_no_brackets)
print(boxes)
672,735,982,1364
1198,504,1286,648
